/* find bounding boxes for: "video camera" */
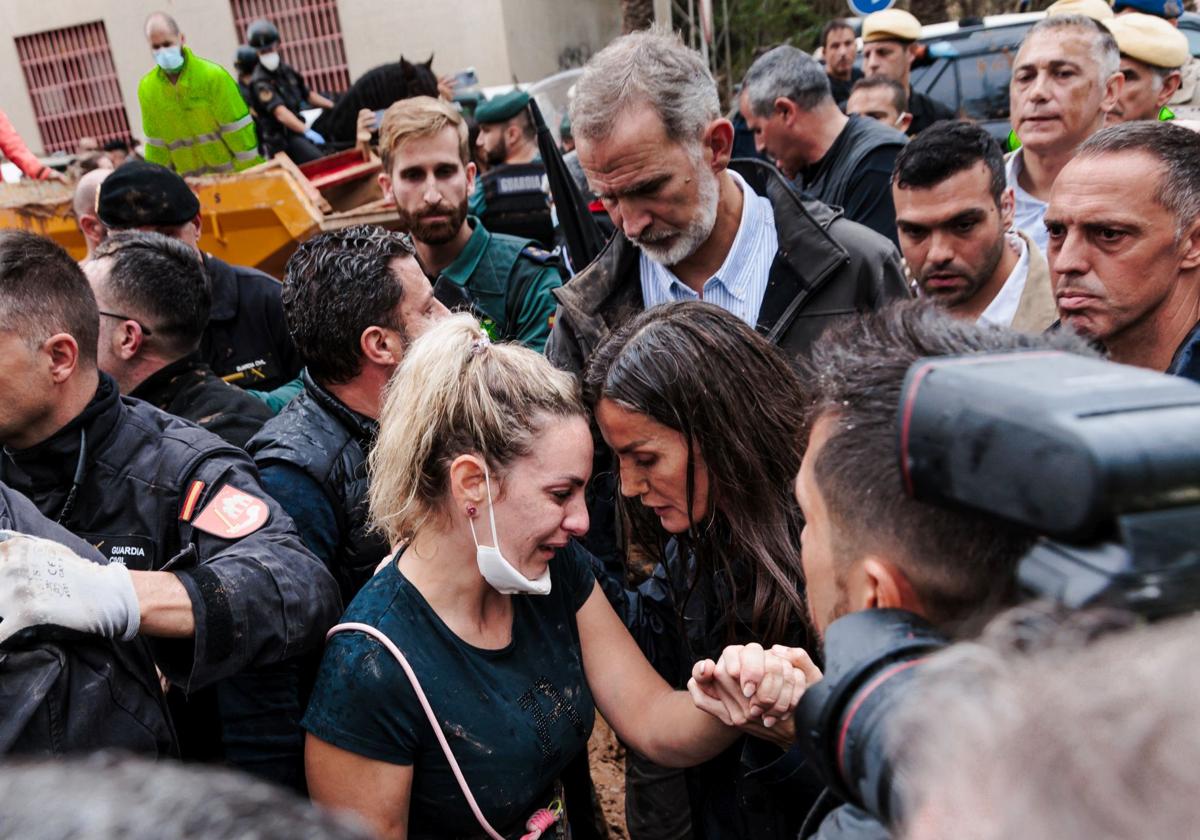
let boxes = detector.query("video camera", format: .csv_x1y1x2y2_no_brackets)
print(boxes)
794,351,1200,827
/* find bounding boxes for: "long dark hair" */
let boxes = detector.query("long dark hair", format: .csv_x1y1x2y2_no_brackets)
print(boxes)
584,302,809,645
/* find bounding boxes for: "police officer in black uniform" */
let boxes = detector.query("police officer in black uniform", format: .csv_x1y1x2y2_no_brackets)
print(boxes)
0,230,339,786
469,90,555,247
97,160,302,395
234,44,259,118
247,19,334,164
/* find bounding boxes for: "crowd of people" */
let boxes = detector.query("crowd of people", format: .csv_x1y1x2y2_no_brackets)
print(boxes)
1,3,1199,840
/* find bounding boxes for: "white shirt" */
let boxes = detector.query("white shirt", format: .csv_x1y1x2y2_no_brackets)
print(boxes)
1005,150,1049,257
639,170,777,328
978,232,1030,328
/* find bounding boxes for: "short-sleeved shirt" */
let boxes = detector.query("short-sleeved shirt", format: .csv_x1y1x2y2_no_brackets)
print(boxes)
303,542,597,839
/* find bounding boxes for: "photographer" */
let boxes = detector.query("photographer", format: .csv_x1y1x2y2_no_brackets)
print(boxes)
758,302,1093,837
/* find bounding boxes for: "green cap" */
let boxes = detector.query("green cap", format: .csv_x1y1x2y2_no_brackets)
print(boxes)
560,111,572,138
475,89,531,124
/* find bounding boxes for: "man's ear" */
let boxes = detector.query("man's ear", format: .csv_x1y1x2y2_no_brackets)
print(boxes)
1159,71,1183,108
114,319,146,361
999,186,1016,231
360,324,405,368
378,170,393,200
896,111,913,134
906,42,922,69
80,215,106,247
43,333,82,385
1101,71,1125,114
464,159,476,195
861,556,926,615
703,117,736,172
1178,217,1200,271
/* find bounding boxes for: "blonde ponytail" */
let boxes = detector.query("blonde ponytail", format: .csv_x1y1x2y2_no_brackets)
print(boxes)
368,313,584,545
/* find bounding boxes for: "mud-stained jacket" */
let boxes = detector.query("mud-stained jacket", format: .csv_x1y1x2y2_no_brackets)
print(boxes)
247,370,388,604
0,481,176,758
546,158,910,376
131,353,274,449
0,373,339,692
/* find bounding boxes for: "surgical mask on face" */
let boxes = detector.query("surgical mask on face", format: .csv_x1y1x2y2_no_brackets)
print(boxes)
154,46,184,73
259,52,281,72
469,467,552,596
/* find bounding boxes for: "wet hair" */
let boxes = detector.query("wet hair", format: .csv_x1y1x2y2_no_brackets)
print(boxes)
584,302,809,646
849,76,908,113
1022,14,1120,82
570,27,720,147
801,302,1096,633
821,19,856,50
378,95,470,172
282,225,417,385
742,45,833,115
0,230,98,366
0,752,371,839
1076,121,1200,243
89,231,210,358
893,120,1007,207
369,314,586,545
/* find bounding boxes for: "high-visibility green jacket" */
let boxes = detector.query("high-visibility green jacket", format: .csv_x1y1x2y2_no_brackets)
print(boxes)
138,47,263,176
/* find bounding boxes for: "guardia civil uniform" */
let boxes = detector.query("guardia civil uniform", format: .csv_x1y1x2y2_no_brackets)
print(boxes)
138,46,263,175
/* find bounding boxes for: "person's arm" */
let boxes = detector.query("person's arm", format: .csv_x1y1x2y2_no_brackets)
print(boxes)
307,734,412,840
257,461,340,569
308,91,335,109
272,104,310,135
576,584,738,767
211,68,263,170
246,377,303,413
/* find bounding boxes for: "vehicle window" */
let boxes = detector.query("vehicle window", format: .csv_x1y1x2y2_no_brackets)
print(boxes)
957,45,1019,121
1180,24,1200,58
914,59,958,114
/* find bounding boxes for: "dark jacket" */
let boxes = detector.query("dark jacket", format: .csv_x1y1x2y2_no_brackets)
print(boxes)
200,253,301,392
0,481,176,758
1168,321,1200,382
797,115,907,246
546,158,909,375
906,90,956,136
130,354,274,449
0,373,339,692
250,61,311,154
247,370,388,604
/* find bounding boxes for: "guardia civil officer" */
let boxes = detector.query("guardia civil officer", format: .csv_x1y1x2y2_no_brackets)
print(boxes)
0,230,339,784
97,160,302,395
247,19,333,164
468,89,555,247
378,96,562,351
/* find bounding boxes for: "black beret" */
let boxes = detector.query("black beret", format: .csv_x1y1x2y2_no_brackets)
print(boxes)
96,160,201,228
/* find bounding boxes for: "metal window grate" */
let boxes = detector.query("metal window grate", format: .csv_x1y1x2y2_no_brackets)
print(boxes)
231,0,351,96
15,21,132,155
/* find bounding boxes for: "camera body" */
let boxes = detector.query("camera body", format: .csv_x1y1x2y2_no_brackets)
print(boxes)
796,351,1200,827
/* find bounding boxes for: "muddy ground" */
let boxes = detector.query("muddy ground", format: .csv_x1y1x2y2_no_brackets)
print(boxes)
589,715,628,838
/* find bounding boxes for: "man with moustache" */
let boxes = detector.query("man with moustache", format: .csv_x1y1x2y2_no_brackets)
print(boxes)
377,96,561,352
1104,13,1190,124
820,19,863,108
1006,14,1123,256
1046,121,1200,380
893,121,1056,332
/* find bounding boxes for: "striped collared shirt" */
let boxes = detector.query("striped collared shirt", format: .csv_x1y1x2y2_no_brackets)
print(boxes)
638,170,777,328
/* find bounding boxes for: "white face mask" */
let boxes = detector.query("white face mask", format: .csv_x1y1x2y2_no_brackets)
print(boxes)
259,51,281,72
469,467,551,596
154,45,184,73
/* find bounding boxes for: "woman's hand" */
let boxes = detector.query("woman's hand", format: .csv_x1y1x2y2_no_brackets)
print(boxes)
687,643,822,749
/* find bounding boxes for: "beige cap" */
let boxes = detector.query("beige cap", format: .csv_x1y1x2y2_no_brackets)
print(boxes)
1046,0,1115,19
862,9,922,43
1106,13,1189,68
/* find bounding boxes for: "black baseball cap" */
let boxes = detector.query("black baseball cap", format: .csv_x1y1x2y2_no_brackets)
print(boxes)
96,160,201,228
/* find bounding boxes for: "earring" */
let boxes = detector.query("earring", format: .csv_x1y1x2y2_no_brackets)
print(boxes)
466,505,477,517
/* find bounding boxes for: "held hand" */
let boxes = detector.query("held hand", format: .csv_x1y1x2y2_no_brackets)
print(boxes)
0,531,140,645
42,168,68,183
437,74,457,101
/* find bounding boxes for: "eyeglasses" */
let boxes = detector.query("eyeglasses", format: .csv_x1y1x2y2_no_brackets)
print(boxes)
98,310,153,337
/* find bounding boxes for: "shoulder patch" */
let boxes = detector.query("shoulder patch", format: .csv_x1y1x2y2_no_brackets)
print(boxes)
257,85,275,104
192,485,270,539
519,244,555,265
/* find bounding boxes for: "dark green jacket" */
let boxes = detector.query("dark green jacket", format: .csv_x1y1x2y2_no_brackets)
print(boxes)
437,217,561,351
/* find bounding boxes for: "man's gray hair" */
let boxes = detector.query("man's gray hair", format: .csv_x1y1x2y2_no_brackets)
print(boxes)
1023,14,1120,83
897,609,1200,840
741,45,833,116
1077,121,1200,242
570,27,720,145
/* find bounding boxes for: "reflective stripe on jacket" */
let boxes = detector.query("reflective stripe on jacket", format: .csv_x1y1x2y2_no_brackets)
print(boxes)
139,47,263,176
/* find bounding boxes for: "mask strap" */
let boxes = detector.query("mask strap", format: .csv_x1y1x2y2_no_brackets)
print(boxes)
467,464,502,549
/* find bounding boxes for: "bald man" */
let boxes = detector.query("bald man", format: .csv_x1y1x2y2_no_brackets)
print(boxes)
73,168,112,257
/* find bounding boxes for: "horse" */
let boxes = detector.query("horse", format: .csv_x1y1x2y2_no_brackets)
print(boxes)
311,55,440,148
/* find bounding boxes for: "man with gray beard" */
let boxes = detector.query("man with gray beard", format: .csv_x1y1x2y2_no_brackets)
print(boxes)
546,29,908,377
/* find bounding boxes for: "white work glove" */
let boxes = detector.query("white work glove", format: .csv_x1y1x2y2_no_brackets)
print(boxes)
0,531,140,645
304,128,325,145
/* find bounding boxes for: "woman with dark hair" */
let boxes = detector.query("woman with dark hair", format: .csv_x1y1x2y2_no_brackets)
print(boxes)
585,300,819,838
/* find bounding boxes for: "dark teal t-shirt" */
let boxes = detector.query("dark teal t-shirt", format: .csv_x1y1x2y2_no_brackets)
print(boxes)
302,541,597,839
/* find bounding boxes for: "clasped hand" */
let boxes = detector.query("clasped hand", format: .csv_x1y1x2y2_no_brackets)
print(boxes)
688,642,822,749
